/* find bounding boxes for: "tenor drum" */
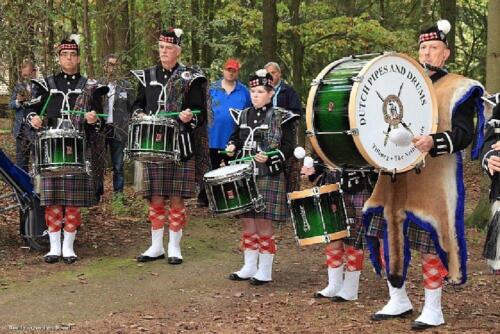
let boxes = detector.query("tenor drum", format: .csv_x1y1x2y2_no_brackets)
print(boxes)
34,129,87,175
204,164,264,216
288,184,349,246
306,53,438,173
125,116,179,162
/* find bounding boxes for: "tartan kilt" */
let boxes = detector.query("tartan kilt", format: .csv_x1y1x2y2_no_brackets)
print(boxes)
365,213,437,254
343,189,371,249
141,159,197,199
240,172,288,222
39,174,97,207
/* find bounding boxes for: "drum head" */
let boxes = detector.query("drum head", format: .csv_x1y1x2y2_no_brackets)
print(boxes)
204,164,251,179
349,53,438,173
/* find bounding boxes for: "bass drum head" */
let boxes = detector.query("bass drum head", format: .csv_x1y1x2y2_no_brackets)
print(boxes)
306,54,380,169
348,53,438,173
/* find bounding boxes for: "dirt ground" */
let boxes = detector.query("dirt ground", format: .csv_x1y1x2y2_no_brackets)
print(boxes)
0,132,499,334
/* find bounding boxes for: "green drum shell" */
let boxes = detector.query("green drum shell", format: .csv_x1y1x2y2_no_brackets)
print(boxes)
306,55,378,169
126,116,179,162
35,129,86,175
204,165,264,216
288,185,348,246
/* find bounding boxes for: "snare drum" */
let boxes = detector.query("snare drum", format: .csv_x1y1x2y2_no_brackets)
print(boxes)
306,53,438,173
288,184,348,246
204,164,264,216
34,128,87,175
126,116,179,162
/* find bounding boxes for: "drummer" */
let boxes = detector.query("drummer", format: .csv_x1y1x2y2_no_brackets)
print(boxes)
301,159,382,301
131,28,207,265
225,69,298,285
27,37,107,264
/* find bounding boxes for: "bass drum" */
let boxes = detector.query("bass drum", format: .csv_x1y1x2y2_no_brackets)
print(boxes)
306,53,438,173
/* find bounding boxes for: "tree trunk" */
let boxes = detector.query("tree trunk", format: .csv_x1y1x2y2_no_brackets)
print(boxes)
201,0,215,69
262,0,278,63
289,0,303,94
439,0,457,62
83,0,94,77
129,0,136,65
191,0,201,64
44,0,55,73
146,3,162,63
114,0,130,68
486,0,500,92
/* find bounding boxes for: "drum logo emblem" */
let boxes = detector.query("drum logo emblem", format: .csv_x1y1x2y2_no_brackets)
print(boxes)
66,146,73,155
155,133,163,142
379,85,414,146
226,190,235,200
328,101,335,113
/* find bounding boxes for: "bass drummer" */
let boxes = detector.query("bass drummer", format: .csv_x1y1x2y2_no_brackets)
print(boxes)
225,69,299,285
131,28,208,265
301,159,383,301
26,37,107,264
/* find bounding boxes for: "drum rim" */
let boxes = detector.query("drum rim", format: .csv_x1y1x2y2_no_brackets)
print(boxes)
204,163,252,179
287,183,339,200
348,52,439,173
306,56,354,170
38,128,84,139
297,230,349,246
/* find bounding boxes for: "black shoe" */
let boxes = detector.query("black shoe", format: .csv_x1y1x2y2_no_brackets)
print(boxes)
167,257,183,265
371,309,413,321
330,296,349,303
44,255,61,264
136,254,165,262
411,321,441,331
249,277,271,285
228,273,250,281
313,291,330,298
62,256,77,264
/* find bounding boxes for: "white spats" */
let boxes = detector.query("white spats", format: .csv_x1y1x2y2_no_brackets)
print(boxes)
142,228,165,258
168,229,183,259
334,270,361,301
45,230,62,257
376,281,413,316
316,265,344,297
252,253,274,282
233,249,259,279
62,230,77,258
414,288,445,326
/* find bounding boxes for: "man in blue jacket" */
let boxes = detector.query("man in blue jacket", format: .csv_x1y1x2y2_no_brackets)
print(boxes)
208,58,251,169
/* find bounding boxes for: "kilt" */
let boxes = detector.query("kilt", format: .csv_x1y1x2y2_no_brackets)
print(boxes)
365,214,437,254
240,172,288,222
343,189,371,249
39,174,97,207
141,159,197,199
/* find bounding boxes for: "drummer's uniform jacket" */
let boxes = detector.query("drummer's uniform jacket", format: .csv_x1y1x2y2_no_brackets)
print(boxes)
481,102,500,202
227,103,298,176
131,63,207,161
26,71,107,207
427,70,476,156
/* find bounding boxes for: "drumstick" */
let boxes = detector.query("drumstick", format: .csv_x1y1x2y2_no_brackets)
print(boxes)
156,109,201,117
67,110,109,118
39,94,52,117
230,150,280,163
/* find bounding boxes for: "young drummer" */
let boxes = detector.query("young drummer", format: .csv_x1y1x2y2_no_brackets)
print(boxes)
225,69,298,285
301,160,381,301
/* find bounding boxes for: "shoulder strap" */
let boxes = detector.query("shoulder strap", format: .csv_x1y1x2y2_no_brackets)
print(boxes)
75,76,87,90
149,66,157,83
46,75,57,90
